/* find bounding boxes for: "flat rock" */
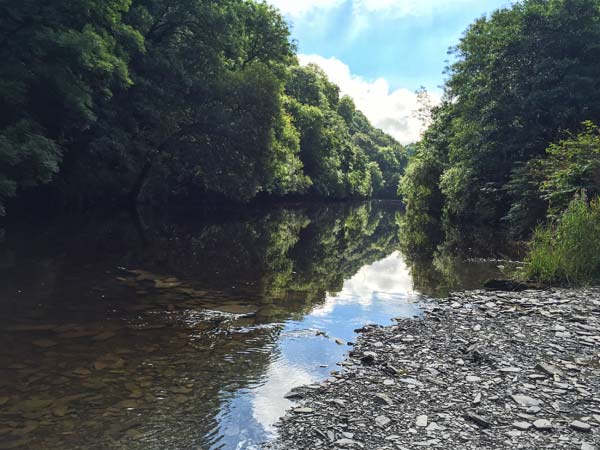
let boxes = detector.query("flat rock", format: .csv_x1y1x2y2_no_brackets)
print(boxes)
533,419,553,430
535,363,563,377
334,438,363,448
499,367,521,373
374,393,393,406
284,391,303,400
570,420,592,432
513,421,532,430
511,394,543,407
32,339,58,348
375,415,391,427
465,412,492,428
293,407,313,414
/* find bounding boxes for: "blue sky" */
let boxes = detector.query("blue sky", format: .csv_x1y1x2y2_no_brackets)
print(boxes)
265,0,515,143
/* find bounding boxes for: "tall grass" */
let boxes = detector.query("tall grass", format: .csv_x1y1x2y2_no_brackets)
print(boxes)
525,196,600,285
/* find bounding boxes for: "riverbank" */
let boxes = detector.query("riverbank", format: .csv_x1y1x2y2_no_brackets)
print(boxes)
269,288,600,450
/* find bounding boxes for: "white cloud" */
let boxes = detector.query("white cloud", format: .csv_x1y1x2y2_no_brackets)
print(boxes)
310,251,419,317
354,0,476,17
298,54,440,144
252,359,314,435
265,0,345,17
267,0,483,18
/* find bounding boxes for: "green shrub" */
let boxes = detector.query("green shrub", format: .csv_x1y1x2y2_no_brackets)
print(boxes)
525,196,600,285
540,121,600,216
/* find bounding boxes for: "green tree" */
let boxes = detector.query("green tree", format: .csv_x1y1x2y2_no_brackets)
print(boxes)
78,0,303,205
401,0,600,250
0,0,142,214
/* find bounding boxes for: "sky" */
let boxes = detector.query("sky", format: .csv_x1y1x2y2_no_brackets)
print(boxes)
265,0,514,144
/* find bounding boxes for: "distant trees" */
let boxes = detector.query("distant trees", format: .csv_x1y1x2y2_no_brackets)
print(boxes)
400,0,600,252
0,0,406,215
284,65,406,199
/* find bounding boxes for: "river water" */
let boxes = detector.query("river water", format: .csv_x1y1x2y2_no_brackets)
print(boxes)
0,202,503,450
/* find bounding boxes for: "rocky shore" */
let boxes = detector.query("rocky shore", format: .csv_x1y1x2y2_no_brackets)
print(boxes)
269,288,600,450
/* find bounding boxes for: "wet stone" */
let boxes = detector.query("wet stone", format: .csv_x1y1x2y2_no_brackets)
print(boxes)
284,391,303,400
31,339,57,348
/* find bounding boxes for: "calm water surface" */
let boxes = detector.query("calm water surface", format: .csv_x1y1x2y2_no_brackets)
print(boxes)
0,202,503,450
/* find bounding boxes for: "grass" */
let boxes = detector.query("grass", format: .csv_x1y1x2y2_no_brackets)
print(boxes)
525,196,600,285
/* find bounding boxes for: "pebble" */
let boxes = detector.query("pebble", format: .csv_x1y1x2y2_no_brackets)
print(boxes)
375,415,391,427
511,395,543,407
533,419,553,430
513,421,532,430
570,420,592,432
374,393,394,406
465,412,492,428
416,415,428,427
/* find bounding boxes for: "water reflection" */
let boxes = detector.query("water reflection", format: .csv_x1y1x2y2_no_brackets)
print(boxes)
0,202,502,450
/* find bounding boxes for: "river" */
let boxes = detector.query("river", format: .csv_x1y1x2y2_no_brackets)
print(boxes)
0,201,504,450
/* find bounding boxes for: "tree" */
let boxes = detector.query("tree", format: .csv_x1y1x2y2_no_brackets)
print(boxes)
402,0,600,249
0,0,406,213
0,0,141,213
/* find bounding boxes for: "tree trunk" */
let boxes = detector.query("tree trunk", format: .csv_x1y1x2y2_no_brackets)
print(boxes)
129,159,153,207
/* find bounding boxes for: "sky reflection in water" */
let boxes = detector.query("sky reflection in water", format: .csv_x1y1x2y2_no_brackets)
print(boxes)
218,251,422,449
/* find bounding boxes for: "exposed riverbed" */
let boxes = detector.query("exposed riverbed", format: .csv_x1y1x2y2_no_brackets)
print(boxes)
271,288,600,450
0,202,505,450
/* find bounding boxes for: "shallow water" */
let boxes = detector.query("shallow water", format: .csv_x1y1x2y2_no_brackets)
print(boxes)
0,202,503,450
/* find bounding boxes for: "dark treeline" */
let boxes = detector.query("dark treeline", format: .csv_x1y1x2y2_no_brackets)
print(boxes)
0,0,406,216
399,0,600,283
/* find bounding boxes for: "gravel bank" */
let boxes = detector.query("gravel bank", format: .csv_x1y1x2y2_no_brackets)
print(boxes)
269,288,600,450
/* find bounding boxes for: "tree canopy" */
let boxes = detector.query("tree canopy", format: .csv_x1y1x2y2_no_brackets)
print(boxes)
400,0,600,253
0,0,406,215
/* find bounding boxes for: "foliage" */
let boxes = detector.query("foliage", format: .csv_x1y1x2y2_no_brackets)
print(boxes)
400,0,600,250
284,65,405,199
0,0,405,214
398,103,451,255
0,0,142,213
539,121,600,215
525,196,600,285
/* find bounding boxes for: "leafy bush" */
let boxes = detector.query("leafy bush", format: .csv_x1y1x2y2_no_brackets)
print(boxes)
540,121,600,216
525,196,600,285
